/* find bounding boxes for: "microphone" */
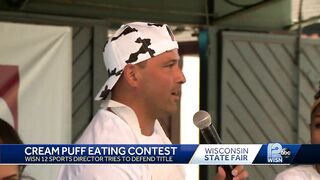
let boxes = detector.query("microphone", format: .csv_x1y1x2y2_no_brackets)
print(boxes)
193,110,233,180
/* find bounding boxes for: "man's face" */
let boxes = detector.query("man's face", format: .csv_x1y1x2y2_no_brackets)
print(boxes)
137,49,186,118
311,104,320,144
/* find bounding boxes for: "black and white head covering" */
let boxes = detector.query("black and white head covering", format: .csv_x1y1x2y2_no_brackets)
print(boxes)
95,22,178,101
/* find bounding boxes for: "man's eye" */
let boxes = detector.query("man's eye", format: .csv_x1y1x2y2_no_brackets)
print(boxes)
313,123,320,129
166,63,175,67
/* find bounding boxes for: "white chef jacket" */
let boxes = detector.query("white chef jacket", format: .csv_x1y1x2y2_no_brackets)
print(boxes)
57,100,185,180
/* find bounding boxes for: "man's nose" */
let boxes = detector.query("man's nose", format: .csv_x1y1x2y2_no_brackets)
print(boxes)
176,68,186,84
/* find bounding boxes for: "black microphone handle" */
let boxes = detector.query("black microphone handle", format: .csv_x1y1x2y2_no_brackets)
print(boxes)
200,125,222,144
200,125,233,180
221,165,233,180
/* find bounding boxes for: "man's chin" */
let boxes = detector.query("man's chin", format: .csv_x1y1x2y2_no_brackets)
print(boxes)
168,104,178,113
157,108,177,119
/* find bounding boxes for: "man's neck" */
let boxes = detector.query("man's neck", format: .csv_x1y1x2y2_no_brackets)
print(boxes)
134,108,156,136
111,96,156,136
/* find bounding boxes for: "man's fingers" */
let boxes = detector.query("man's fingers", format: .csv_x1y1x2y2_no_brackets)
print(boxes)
237,169,249,179
232,165,248,180
214,166,248,180
232,165,244,176
214,166,226,180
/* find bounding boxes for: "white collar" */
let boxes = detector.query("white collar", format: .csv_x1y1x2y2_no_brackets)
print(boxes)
100,99,171,143
100,99,141,135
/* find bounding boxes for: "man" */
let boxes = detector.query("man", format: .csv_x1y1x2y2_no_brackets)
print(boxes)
275,87,320,179
58,22,248,179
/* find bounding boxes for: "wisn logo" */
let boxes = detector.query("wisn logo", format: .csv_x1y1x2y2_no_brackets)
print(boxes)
267,143,291,163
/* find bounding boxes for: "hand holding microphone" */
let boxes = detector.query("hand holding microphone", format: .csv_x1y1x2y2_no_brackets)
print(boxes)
193,110,248,180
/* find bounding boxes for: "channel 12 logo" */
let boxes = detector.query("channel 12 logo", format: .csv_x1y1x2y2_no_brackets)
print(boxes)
267,143,291,163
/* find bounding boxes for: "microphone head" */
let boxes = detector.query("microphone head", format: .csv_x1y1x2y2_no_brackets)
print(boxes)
193,110,212,129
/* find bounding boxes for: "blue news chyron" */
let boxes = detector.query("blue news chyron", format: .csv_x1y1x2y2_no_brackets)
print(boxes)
0,144,198,164
267,143,291,163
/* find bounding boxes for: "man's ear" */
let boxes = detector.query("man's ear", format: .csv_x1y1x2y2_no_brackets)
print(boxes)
122,64,140,87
